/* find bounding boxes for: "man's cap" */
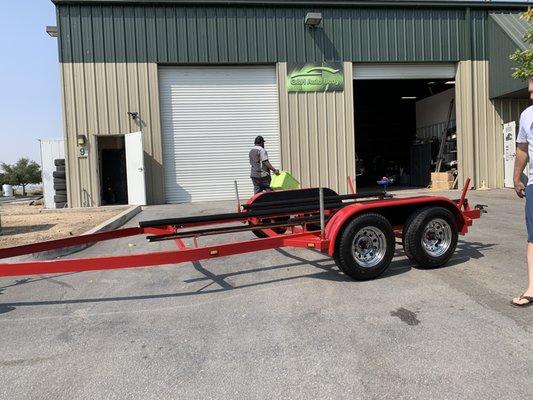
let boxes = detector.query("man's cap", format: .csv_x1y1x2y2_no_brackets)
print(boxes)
254,136,265,144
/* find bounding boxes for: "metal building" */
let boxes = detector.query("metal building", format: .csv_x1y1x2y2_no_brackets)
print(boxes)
50,0,531,207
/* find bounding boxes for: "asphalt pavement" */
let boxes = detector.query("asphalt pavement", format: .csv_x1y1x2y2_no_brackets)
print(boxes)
0,188,531,400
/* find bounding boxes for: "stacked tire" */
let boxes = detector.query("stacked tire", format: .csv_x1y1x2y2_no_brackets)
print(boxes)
53,159,67,208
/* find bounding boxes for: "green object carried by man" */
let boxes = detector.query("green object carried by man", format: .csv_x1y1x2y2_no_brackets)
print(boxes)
270,171,300,191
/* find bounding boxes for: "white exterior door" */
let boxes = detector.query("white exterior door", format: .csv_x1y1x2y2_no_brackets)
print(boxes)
158,66,281,203
125,131,147,205
503,121,517,188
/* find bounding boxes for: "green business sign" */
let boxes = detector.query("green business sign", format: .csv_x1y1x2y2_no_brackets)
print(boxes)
287,63,344,93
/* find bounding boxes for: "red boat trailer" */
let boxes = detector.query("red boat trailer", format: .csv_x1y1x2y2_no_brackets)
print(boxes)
0,179,483,281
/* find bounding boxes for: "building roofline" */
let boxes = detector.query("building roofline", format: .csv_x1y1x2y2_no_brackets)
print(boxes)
490,13,531,51
51,0,531,10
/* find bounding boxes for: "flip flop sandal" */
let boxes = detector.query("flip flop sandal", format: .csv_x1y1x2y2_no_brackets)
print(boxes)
510,295,533,308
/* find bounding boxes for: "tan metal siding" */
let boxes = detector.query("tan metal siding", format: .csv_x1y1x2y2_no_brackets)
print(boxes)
277,62,355,193
456,60,529,190
60,62,163,207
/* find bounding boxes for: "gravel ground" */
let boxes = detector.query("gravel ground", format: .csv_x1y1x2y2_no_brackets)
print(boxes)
0,202,125,248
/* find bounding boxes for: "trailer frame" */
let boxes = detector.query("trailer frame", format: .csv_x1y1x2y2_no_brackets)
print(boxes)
0,179,482,280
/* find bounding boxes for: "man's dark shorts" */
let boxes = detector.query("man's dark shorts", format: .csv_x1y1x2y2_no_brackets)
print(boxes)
252,176,271,194
526,185,533,242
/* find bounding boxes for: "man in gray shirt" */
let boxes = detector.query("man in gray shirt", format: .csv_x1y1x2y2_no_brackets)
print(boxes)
249,136,279,194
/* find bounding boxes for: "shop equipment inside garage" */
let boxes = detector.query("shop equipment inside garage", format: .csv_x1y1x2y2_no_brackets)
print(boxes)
354,79,457,191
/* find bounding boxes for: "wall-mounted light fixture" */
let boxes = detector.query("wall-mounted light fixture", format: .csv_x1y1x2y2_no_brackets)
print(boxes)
445,81,456,85
127,111,139,121
46,26,58,37
77,134,87,146
401,96,418,100
305,12,322,28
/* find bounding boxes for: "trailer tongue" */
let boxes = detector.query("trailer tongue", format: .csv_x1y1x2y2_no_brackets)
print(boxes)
0,180,482,281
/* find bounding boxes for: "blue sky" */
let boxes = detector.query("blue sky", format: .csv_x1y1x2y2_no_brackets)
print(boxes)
0,1,61,166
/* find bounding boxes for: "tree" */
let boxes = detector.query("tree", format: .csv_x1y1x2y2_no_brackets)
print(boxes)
510,9,533,80
1,158,42,196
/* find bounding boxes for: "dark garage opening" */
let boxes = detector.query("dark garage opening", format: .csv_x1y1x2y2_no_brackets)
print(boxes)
98,135,128,205
354,79,456,190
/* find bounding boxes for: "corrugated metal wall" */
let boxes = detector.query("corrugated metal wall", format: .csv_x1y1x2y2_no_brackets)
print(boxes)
60,62,163,207
456,60,529,190
57,4,488,64
277,62,355,193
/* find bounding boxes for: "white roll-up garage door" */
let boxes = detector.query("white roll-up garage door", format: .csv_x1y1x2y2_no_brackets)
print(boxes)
353,63,456,80
159,66,281,203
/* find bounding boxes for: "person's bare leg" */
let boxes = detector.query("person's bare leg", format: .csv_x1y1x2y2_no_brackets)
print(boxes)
513,242,533,305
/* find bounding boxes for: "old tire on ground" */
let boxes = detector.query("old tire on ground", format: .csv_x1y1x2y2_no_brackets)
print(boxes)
335,213,395,281
55,189,67,196
54,194,67,203
53,171,66,179
402,206,458,268
55,202,67,209
54,182,66,190
54,159,65,166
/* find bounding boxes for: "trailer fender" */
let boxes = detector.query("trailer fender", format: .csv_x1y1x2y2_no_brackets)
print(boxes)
325,196,466,257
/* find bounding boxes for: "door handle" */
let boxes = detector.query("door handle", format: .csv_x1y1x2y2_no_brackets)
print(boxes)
138,167,144,172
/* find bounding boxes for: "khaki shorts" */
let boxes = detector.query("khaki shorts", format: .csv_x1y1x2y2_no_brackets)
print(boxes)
251,176,271,194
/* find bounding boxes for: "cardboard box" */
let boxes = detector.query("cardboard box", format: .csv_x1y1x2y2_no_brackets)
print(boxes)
430,172,455,190
431,172,454,183
430,180,454,190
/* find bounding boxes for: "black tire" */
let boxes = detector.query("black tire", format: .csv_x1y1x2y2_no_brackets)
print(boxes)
55,165,65,172
55,202,67,209
335,213,395,281
402,207,458,268
54,194,67,203
54,182,66,190
55,189,67,196
54,159,65,166
53,171,66,179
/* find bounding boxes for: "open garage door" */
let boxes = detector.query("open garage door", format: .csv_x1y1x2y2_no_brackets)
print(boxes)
353,70,457,191
159,66,281,203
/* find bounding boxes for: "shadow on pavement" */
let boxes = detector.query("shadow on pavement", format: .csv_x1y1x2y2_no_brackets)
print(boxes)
0,241,494,314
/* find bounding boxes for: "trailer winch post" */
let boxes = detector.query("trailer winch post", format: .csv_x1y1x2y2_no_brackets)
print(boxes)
458,177,471,210
319,186,325,239
346,176,356,194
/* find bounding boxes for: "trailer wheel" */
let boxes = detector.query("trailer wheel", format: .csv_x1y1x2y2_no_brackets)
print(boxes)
402,207,458,268
335,213,395,280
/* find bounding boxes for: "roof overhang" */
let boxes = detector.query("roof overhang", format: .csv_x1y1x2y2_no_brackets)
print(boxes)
488,13,532,99
51,0,531,9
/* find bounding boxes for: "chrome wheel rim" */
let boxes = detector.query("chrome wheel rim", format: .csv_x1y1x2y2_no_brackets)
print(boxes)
421,218,452,257
351,226,387,268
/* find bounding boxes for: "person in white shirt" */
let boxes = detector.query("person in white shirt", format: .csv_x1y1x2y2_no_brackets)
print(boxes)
512,77,533,308
249,136,279,194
